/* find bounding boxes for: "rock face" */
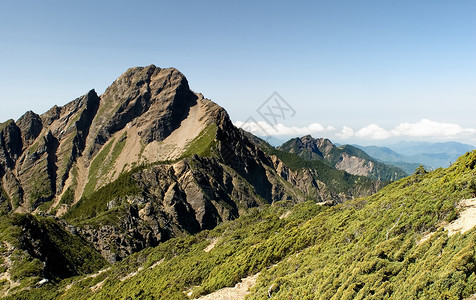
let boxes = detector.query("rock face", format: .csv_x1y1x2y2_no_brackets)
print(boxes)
0,120,23,176
85,66,197,158
72,155,276,262
279,135,407,181
0,65,383,264
16,111,42,147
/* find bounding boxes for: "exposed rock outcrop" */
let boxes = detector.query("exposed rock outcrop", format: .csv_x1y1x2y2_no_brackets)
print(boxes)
85,66,198,158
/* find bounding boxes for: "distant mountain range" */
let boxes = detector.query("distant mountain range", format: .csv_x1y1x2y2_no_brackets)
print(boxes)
354,141,475,174
255,135,474,175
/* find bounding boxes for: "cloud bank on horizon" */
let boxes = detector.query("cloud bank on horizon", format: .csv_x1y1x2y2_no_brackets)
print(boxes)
235,119,476,145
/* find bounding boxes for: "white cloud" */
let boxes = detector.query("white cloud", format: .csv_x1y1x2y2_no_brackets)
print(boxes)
234,120,335,137
235,119,476,143
308,123,325,132
391,119,476,138
336,126,355,139
356,124,392,140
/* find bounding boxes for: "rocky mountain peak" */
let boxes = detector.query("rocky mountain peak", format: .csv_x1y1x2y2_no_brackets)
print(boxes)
16,110,42,147
0,65,387,270
85,65,200,157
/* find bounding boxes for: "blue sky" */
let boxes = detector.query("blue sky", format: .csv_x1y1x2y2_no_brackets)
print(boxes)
1,1,475,145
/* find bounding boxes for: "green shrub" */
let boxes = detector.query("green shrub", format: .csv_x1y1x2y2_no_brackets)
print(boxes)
65,170,141,224
181,124,217,158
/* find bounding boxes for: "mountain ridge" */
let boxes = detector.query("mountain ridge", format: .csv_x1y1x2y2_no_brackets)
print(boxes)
278,135,407,180
0,65,386,294
6,149,475,299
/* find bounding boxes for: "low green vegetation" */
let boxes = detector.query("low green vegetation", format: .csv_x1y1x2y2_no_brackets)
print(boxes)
83,133,128,198
83,138,115,197
60,187,75,206
26,140,40,156
0,187,10,215
64,170,141,225
0,119,14,131
28,171,54,206
181,124,217,158
111,133,128,163
54,136,77,197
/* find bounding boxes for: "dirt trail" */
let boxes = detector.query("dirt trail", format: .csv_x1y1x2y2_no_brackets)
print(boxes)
204,239,219,253
194,273,260,300
0,242,21,296
418,198,476,245
445,198,476,235
64,267,111,291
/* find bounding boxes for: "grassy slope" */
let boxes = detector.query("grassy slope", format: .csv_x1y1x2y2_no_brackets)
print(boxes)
0,120,14,131
12,150,476,299
63,169,141,226
180,124,217,158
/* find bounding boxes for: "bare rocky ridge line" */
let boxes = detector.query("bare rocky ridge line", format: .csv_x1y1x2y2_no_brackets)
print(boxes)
0,66,208,211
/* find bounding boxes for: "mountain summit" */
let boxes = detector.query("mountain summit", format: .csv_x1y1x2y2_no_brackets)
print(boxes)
1,66,224,212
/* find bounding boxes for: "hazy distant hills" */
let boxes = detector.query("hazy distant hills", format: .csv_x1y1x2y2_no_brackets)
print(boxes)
355,141,475,174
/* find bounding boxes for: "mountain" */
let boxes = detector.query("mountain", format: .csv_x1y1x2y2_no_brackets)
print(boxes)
278,135,407,181
0,65,385,296
9,150,476,299
2,65,476,299
355,141,475,173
